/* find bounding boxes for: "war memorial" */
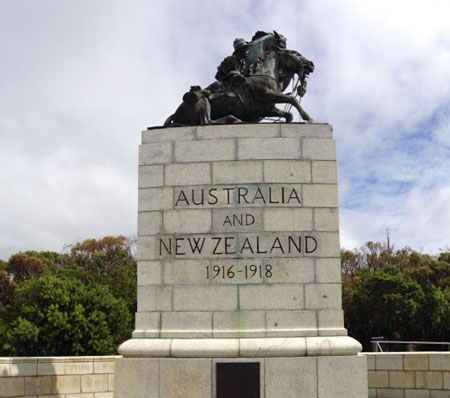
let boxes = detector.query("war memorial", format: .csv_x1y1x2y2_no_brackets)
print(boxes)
114,31,368,398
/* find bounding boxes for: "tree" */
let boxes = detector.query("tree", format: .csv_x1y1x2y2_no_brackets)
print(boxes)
61,236,137,315
3,272,132,356
344,266,425,349
341,249,361,276
0,259,6,272
342,242,450,350
438,252,450,264
0,270,15,306
6,251,60,282
0,271,16,355
341,241,394,275
0,236,137,356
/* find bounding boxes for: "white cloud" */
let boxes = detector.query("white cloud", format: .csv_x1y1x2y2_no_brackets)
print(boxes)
1,0,450,258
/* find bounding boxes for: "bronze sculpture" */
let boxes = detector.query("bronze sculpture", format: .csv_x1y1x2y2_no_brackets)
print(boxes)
164,31,314,126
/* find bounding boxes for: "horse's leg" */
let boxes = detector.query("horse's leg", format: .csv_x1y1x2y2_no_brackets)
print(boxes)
265,107,293,123
195,97,211,125
257,91,314,123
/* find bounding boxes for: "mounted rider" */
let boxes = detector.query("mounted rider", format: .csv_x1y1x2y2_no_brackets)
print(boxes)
179,38,252,113
215,38,252,88
185,33,285,100
203,38,252,96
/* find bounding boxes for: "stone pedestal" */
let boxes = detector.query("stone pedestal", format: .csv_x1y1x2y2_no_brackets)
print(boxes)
114,123,367,398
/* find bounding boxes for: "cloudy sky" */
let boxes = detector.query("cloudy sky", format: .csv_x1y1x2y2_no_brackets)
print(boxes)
1,0,449,260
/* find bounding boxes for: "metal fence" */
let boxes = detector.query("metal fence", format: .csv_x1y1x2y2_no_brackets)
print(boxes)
371,338,450,352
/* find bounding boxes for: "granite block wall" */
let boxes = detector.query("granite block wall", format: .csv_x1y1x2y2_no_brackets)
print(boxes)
0,357,117,398
2,353,449,397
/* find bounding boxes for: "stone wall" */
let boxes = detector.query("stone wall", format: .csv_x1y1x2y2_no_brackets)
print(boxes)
1,353,449,397
366,352,450,397
0,356,118,398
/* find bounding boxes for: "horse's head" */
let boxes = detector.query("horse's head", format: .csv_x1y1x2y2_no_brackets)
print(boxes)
247,31,287,64
279,49,314,78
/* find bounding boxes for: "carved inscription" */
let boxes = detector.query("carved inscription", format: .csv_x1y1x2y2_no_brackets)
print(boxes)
223,213,255,227
147,184,323,279
174,185,301,207
206,264,272,280
159,234,318,257
212,209,263,233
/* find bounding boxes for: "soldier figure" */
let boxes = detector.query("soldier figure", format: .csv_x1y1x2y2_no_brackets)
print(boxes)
215,38,251,87
205,38,252,94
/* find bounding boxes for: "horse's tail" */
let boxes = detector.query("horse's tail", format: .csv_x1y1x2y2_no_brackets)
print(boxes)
164,114,174,126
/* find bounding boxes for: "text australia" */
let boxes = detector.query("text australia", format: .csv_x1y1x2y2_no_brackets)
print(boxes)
174,185,301,207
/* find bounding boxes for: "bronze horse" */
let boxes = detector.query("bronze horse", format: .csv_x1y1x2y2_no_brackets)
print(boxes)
164,49,314,126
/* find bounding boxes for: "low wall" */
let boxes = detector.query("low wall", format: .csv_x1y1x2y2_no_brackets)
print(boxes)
1,353,449,397
366,352,450,397
0,356,118,398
